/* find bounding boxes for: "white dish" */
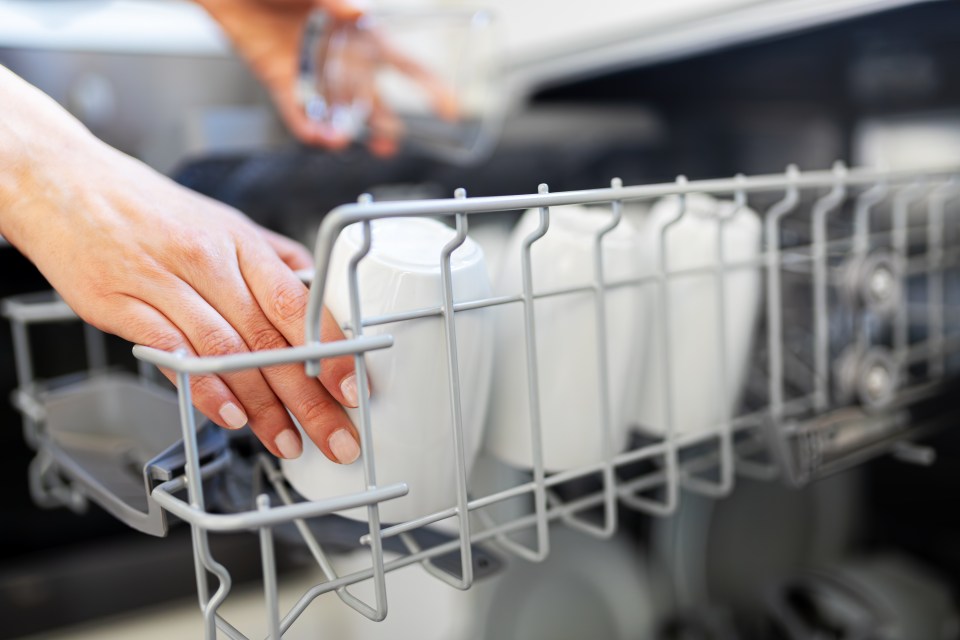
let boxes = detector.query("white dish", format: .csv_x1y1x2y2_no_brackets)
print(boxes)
484,205,648,470
631,192,761,438
282,217,494,523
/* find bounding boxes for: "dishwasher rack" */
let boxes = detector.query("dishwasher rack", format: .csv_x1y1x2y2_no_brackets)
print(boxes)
7,163,960,639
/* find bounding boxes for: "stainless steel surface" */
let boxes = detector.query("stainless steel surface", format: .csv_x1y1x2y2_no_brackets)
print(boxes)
0,1,283,175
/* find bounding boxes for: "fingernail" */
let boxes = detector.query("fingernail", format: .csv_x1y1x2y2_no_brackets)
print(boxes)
218,402,247,429
275,430,302,460
340,374,359,408
328,428,360,464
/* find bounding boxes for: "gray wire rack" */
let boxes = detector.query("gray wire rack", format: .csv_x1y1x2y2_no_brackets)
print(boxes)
6,163,960,638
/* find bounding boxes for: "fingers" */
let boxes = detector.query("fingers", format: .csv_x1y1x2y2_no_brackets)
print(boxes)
275,87,352,149
100,295,252,434
149,279,314,460
379,36,460,121
179,244,361,464
340,27,459,156
116,256,360,465
308,20,404,156
365,92,402,157
368,135,397,158
265,357,361,465
236,240,359,407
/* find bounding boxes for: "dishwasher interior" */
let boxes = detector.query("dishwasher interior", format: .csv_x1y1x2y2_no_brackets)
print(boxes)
4,2,960,639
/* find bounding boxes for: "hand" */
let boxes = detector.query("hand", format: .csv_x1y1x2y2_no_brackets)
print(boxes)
196,0,458,156
0,65,362,464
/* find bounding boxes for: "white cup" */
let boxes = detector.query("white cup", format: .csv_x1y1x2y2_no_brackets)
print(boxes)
281,217,494,523
631,193,762,438
484,205,647,470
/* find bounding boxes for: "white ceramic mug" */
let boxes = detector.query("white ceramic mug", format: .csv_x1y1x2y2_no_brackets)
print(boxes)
631,193,762,438
483,205,647,470
281,217,494,523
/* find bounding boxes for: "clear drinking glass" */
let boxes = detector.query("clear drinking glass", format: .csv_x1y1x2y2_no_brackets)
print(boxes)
297,7,503,164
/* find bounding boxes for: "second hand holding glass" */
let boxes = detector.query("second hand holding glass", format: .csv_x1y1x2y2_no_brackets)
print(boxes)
298,7,501,162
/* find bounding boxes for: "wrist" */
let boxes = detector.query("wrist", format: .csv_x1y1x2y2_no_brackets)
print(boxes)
0,65,104,243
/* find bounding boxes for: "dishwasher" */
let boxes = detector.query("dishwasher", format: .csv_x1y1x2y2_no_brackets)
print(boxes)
3,2,960,639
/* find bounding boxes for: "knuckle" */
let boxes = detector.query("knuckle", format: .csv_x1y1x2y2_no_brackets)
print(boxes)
242,393,282,424
134,324,182,352
245,324,287,353
177,234,223,271
189,373,222,400
269,278,308,327
196,330,246,357
179,241,210,267
86,276,112,300
296,391,340,430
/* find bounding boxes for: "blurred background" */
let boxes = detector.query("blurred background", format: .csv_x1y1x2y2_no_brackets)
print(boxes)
3,0,960,638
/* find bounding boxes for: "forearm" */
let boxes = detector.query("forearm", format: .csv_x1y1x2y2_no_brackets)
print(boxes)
0,65,36,227
0,65,111,253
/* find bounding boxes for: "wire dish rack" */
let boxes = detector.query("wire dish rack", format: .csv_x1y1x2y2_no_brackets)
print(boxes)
6,164,960,639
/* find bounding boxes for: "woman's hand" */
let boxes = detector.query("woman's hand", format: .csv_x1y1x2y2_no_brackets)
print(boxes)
0,65,362,464
196,0,458,156
196,0,360,150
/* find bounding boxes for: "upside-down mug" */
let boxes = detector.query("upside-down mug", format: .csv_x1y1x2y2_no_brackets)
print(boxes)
631,193,762,439
484,205,648,470
282,216,494,523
